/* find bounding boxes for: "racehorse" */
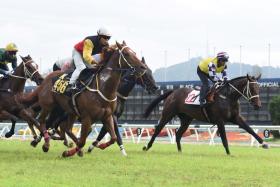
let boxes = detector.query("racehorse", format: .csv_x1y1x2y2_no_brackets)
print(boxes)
34,41,147,157
0,55,43,139
143,75,269,155
86,57,158,155
33,57,157,155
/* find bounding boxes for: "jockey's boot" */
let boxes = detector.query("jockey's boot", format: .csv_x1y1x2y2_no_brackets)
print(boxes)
66,83,79,95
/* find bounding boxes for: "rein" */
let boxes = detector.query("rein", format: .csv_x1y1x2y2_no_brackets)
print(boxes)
9,59,38,80
228,80,259,101
81,45,142,103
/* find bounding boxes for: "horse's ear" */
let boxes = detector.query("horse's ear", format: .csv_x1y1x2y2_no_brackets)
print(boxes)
256,73,262,80
122,41,127,45
141,57,146,64
246,74,250,80
20,55,24,61
116,41,122,50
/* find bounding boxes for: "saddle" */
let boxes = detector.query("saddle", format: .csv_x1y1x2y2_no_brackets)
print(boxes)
186,82,225,105
52,68,97,96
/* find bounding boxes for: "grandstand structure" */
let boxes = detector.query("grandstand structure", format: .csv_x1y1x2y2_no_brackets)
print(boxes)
25,78,280,125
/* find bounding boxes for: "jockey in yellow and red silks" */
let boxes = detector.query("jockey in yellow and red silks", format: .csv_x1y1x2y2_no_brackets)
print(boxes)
68,27,111,90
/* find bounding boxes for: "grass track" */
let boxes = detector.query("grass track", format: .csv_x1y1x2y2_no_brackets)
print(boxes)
0,140,279,187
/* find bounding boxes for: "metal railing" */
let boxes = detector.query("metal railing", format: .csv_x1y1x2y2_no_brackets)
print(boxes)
1,122,280,147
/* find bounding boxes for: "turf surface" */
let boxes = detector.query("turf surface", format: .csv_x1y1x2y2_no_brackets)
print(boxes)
0,140,279,187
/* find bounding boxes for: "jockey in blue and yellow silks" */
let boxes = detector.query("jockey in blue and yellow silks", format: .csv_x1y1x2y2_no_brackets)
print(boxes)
197,52,229,106
0,43,18,76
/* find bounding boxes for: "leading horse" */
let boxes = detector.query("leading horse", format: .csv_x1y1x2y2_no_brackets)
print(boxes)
143,75,269,155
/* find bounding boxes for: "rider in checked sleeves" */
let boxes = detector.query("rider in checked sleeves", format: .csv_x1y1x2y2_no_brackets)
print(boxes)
0,43,18,76
68,27,112,91
197,52,229,107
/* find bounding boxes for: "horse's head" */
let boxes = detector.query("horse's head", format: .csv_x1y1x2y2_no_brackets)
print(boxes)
135,57,158,94
116,41,147,77
19,55,44,85
246,74,262,110
120,57,158,94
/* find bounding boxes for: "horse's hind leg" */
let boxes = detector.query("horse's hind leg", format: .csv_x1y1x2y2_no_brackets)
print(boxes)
143,111,175,151
217,121,230,155
175,114,192,152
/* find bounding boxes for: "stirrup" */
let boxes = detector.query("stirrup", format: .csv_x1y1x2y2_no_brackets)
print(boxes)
200,99,207,107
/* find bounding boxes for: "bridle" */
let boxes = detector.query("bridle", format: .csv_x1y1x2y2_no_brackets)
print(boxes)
84,45,146,102
118,46,146,78
228,79,259,101
9,59,39,80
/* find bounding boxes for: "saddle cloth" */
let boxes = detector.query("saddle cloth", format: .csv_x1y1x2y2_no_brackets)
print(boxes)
52,74,71,95
184,90,200,105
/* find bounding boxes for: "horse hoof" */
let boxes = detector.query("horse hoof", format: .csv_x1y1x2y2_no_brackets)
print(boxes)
5,132,13,138
262,143,269,149
62,151,69,157
30,140,38,148
121,149,127,157
142,145,148,151
42,144,49,152
77,150,84,157
68,142,74,148
88,145,94,153
98,143,107,150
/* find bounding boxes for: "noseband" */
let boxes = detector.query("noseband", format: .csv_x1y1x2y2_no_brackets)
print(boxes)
10,60,39,80
228,80,259,101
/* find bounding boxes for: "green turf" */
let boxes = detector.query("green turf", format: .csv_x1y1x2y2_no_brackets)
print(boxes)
0,140,279,187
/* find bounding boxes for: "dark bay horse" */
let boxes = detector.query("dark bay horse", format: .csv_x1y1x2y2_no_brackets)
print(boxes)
143,75,269,155
87,57,158,155
34,41,147,157
0,55,43,139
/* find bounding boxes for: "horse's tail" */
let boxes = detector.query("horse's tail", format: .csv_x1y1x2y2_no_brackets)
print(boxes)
17,85,43,106
143,90,173,118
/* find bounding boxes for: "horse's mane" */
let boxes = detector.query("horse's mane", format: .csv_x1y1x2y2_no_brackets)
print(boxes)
228,76,247,83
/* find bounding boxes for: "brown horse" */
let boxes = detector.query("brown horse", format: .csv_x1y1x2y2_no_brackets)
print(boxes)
143,75,269,155
0,55,43,139
34,41,147,157
39,57,158,156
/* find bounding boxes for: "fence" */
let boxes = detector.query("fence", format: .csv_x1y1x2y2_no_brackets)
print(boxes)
1,122,280,147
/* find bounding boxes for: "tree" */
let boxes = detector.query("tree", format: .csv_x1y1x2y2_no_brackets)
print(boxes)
268,96,280,138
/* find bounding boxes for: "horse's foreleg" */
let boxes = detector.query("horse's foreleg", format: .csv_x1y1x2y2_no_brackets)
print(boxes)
233,115,268,148
88,125,107,153
113,116,127,156
38,109,51,152
1,110,19,138
62,116,91,157
217,121,230,155
98,116,117,150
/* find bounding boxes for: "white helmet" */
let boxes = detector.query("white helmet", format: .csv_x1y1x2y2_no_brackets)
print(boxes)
97,27,112,37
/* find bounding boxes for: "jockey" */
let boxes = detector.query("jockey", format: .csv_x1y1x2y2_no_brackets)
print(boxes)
53,57,74,72
68,27,111,90
0,43,18,76
197,52,229,106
